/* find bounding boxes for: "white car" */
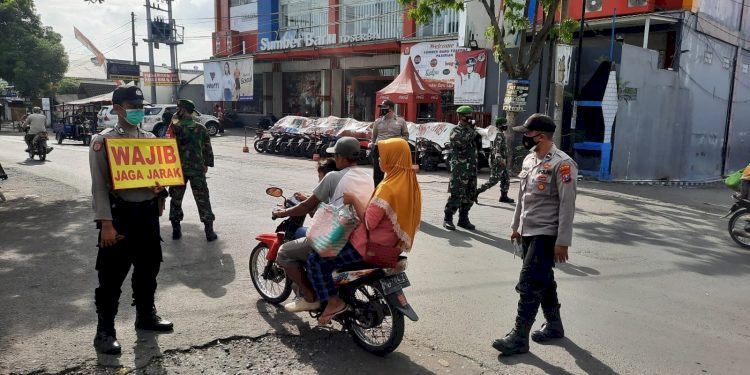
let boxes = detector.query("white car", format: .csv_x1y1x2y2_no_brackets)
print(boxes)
97,105,118,130
142,104,222,137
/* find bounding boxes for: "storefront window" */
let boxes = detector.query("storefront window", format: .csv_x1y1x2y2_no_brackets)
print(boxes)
233,74,264,113
344,68,398,121
279,0,329,40
283,72,321,117
416,9,459,38
340,0,403,41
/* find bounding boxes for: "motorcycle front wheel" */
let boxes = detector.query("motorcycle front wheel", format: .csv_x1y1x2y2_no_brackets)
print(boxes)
249,243,292,304
346,283,405,356
253,139,265,153
728,209,750,249
39,148,46,161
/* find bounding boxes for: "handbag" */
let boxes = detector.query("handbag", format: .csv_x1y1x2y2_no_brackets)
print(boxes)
362,229,401,268
725,169,744,192
306,202,360,257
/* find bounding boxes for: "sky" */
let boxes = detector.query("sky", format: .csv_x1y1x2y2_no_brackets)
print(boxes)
35,0,215,79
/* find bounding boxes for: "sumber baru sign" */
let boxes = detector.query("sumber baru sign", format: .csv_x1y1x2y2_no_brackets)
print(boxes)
105,138,184,190
259,33,336,51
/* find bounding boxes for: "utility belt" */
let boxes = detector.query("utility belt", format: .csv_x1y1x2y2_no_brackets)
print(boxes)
109,194,159,218
105,194,161,241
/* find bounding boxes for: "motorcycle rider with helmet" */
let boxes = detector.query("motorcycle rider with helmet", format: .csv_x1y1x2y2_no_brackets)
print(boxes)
23,107,52,155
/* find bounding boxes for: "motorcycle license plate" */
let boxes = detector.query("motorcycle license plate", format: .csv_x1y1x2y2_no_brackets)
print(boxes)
380,273,410,295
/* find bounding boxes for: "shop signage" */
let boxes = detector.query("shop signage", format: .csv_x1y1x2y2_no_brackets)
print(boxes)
107,62,141,81
104,138,184,190
41,98,51,111
401,41,469,90
555,44,573,86
502,79,530,112
142,72,179,86
340,32,381,44
259,33,336,51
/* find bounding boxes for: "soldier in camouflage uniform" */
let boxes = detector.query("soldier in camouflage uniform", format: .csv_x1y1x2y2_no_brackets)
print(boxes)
168,99,218,241
443,106,479,231
475,117,515,203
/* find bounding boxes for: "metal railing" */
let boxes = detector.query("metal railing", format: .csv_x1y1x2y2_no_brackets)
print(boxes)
340,0,403,40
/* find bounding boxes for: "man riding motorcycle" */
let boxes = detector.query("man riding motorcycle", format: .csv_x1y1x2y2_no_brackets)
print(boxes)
23,107,52,154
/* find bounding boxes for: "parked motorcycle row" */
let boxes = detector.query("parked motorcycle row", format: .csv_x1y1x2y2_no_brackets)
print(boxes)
254,130,371,165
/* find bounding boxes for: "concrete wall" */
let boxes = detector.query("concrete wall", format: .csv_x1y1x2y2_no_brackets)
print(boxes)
678,25,734,180
611,45,685,180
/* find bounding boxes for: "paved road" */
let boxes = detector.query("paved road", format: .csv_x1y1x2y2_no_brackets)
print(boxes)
0,131,748,374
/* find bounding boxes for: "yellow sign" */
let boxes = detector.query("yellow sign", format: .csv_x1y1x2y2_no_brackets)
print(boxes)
105,138,185,190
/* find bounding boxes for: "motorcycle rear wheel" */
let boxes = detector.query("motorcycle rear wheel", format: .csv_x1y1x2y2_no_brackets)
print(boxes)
728,209,750,249
346,283,405,356
39,149,46,161
249,243,292,304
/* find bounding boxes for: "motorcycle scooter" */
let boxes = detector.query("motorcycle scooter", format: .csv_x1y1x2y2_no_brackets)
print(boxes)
249,187,418,356
724,194,750,249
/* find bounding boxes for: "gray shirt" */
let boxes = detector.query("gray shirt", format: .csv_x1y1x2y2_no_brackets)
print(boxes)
372,115,409,143
313,167,352,204
511,145,577,247
89,125,158,221
24,113,47,134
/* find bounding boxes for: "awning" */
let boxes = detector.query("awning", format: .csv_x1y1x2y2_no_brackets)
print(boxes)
60,90,151,106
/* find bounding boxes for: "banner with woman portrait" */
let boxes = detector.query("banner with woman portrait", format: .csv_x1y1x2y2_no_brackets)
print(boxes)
203,58,254,102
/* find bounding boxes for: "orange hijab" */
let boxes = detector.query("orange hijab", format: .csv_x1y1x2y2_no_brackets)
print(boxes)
371,138,422,251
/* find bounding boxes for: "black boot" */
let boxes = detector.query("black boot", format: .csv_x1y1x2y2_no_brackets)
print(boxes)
204,221,218,241
93,314,121,355
457,211,475,230
499,192,515,204
135,306,174,332
531,304,564,342
171,221,182,240
492,317,533,355
443,211,456,231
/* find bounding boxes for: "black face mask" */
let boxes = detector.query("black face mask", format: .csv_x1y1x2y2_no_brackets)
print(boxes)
380,108,390,117
499,125,508,131
522,135,540,150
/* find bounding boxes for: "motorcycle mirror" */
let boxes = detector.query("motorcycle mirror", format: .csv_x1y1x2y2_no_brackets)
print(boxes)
266,187,284,198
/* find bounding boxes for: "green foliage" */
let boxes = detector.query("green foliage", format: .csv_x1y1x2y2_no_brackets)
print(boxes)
0,0,69,98
46,77,80,96
550,19,578,44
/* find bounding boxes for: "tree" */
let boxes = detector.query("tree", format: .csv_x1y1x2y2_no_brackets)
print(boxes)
0,0,69,98
399,0,576,167
46,77,80,96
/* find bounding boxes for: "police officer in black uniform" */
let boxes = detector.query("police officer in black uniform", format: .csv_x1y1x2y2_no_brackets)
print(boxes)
89,86,173,355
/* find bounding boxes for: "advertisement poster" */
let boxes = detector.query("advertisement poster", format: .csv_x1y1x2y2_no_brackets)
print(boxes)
502,79,530,112
230,1,258,32
401,41,469,90
104,138,184,190
204,58,254,102
454,49,488,105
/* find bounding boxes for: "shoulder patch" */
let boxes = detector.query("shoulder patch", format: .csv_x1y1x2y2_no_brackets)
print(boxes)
558,163,572,174
92,141,103,152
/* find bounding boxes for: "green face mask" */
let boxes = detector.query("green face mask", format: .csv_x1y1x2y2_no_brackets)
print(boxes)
124,108,145,125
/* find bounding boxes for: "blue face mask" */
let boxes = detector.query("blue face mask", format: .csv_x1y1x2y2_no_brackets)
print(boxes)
124,108,145,125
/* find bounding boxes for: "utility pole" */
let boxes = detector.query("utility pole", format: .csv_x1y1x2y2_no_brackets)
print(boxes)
721,0,746,175
552,0,570,147
145,0,157,103
166,0,178,102
131,11,139,84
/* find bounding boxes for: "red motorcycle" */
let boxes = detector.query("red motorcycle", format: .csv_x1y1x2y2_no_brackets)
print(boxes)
249,187,418,355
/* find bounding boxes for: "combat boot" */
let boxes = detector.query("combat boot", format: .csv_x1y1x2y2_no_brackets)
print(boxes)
499,192,515,204
204,221,218,241
443,211,456,231
492,317,533,355
457,211,475,230
93,314,121,355
171,221,182,240
135,306,174,332
531,304,565,343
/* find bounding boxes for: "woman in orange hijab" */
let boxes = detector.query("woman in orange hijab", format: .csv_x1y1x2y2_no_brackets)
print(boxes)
307,138,422,325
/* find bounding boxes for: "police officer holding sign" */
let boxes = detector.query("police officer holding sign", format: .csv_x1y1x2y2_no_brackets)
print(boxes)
492,114,577,356
89,86,173,355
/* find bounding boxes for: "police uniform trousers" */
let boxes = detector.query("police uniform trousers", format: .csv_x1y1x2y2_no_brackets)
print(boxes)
169,173,215,223
371,146,385,187
95,196,163,318
515,235,560,324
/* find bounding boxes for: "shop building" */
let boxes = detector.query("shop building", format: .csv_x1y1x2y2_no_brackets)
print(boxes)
212,0,495,122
